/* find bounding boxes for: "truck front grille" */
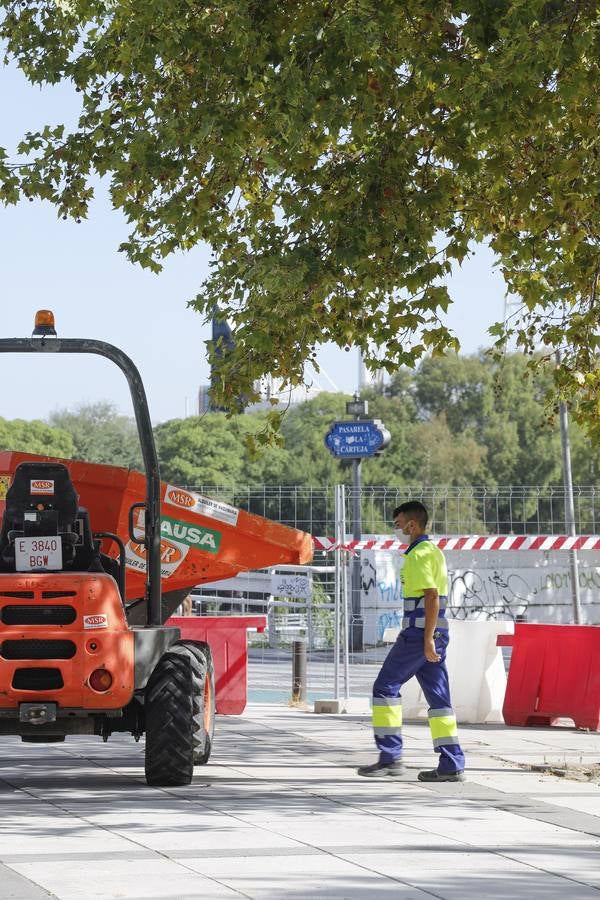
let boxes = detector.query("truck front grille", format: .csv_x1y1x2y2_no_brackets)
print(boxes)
1,640,76,660
1,605,76,626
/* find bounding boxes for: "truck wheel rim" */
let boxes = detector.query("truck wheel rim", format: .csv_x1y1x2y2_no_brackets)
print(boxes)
203,678,212,732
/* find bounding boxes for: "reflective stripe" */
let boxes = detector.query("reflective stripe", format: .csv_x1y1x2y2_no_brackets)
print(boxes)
402,616,449,630
374,726,403,736
403,595,447,607
428,714,458,742
429,707,453,717
432,735,461,749
372,702,403,729
372,696,402,707
402,596,448,632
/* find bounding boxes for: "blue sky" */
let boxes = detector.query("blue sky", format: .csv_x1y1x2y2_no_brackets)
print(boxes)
0,60,506,423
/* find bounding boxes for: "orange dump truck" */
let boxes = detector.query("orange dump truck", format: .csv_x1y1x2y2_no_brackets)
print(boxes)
0,313,312,785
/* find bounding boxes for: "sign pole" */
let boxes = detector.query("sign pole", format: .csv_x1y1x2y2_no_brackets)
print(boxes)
351,396,364,652
324,401,390,657
341,484,350,700
333,485,341,700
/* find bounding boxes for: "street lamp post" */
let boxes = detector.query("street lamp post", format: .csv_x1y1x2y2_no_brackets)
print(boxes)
556,350,583,624
347,394,366,652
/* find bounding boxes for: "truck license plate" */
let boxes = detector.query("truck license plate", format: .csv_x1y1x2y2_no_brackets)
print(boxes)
15,537,63,572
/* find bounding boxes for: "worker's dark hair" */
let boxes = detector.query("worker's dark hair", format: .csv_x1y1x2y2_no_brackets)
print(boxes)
393,501,428,528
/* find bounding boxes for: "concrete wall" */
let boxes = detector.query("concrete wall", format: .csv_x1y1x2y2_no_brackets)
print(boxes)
360,545,600,645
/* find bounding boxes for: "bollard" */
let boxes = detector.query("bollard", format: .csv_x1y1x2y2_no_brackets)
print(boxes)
291,640,307,705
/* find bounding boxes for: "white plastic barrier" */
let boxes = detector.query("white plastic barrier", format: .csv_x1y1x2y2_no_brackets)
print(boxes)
381,619,514,724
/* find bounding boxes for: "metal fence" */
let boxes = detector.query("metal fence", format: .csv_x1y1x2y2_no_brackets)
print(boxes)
183,484,600,537
183,483,600,703
190,564,345,704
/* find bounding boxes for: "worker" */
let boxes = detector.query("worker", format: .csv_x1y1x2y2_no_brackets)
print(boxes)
358,500,465,782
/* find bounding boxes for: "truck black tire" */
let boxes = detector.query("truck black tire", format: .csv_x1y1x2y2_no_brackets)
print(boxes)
144,647,195,786
176,640,215,766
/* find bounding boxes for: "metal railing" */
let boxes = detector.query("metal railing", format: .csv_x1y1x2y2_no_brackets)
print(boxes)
182,484,600,536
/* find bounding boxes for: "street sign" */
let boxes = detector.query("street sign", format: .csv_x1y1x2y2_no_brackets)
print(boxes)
325,420,390,459
346,399,369,417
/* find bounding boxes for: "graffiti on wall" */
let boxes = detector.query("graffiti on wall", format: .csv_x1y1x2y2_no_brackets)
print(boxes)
360,557,377,595
448,570,532,620
377,610,402,641
361,550,403,644
448,566,600,621
539,569,600,593
361,554,402,607
361,546,600,639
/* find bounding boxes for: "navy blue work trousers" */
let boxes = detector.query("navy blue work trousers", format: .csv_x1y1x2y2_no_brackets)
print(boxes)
372,629,465,774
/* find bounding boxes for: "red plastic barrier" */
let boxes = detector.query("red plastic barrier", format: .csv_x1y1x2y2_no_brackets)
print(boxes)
497,624,600,730
168,615,266,715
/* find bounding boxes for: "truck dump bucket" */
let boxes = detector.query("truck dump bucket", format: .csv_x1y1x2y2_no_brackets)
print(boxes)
0,452,313,623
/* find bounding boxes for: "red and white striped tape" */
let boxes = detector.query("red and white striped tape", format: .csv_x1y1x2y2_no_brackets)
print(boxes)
312,535,600,552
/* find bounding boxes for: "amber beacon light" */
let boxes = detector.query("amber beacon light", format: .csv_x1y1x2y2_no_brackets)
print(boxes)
32,309,57,337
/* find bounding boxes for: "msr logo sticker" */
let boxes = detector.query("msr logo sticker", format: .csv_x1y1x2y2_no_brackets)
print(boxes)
161,515,222,554
31,480,54,495
164,484,239,527
165,487,196,509
124,515,190,579
84,614,108,629
130,539,184,566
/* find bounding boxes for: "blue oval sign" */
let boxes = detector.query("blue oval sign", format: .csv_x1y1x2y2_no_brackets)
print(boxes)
325,420,390,458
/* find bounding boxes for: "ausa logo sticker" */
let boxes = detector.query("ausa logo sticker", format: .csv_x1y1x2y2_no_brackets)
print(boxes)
161,515,222,554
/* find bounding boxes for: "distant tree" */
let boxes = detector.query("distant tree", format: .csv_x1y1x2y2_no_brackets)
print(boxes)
154,415,246,488
50,402,142,469
279,393,348,487
410,415,488,487
359,385,419,486
407,353,564,486
414,355,493,433
0,417,74,458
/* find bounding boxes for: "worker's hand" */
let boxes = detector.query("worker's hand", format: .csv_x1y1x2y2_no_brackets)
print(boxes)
424,639,441,663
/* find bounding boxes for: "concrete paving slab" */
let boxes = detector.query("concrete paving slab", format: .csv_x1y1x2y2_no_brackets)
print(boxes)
339,852,600,899
180,853,433,898
0,709,599,899
0,862,55,899
495,845,600,888
82,821,308,856
8,858,242,900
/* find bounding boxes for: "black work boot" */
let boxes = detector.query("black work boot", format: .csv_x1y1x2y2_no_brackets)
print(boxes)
418,769,465,783
357,759,405,777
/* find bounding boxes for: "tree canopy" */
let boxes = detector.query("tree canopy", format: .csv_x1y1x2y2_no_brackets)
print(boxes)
0,354,598,533
49,401,142,468
0,416,75,458
1,1,598,437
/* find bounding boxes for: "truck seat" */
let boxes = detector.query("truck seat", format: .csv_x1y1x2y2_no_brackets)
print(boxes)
0,462,92,572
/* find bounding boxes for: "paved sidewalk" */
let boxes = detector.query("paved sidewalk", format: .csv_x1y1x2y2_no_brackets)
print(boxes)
0,706,599,899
